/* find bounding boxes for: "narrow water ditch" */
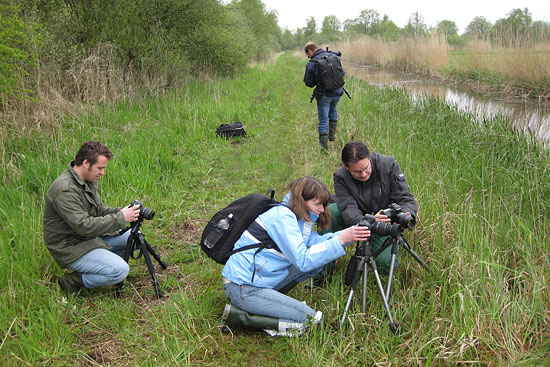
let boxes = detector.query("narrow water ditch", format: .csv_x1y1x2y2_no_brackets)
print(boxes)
348,65,550,146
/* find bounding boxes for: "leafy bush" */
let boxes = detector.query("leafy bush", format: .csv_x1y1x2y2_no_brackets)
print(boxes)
0,4,41,109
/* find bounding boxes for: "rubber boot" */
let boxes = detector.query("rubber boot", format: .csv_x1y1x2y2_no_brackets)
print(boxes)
328,120,337,141
319,134,328,151
222,304,307,336
58,272,84,296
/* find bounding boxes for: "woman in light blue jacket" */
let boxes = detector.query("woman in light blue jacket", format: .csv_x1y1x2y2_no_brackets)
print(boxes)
222,176,370,335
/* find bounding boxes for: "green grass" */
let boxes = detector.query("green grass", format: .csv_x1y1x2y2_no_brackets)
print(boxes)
1,52,549,366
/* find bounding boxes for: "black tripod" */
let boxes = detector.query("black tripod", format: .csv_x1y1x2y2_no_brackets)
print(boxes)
115,216,167,298
341,235,430,334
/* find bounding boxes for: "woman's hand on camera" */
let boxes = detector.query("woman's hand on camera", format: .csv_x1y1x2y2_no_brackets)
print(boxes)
339,225,371,245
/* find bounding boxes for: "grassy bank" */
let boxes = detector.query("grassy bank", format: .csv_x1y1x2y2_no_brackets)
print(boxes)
1,53,549,366
335,37,550,100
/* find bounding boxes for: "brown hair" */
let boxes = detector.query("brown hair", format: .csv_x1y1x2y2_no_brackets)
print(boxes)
304,42,318,54
74,140,113,166
287,176,332,230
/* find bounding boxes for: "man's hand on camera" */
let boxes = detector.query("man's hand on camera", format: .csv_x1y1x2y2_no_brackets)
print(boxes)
121,204,140,223
339,225,371,245
374,210,391,223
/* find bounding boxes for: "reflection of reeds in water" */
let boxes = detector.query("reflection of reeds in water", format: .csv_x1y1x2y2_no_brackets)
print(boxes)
332,37,550,99
346,56,550,145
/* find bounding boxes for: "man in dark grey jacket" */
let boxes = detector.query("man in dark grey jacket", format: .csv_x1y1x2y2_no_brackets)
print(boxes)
318,141,417,282
44,140,141,296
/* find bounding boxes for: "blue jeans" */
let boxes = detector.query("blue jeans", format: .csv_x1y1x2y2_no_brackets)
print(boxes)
316,95,341,135
224,265,322,323
67,231,130,289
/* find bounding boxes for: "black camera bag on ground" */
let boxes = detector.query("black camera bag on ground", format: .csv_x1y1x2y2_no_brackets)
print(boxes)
199,190,279,264
311,53,345,92
216,122,247,138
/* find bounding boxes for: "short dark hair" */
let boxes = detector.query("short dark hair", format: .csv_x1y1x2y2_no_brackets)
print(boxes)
341,141,370,166
304,42,318,53
74,140,113,166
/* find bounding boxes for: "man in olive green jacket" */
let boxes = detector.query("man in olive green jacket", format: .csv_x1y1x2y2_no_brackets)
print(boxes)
44,140,141,295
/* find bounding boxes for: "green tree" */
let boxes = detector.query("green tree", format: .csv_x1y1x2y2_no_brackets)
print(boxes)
437,20,458,37
303,16,317,40
321,15,341,41
379,15,400,41
493,8,532,46
229,0,280,59
436,19,464,46
530,20,550,43
404,12,428,38
358,9,380,35
278,28,297,50
0,4,41,109
465,16,492,40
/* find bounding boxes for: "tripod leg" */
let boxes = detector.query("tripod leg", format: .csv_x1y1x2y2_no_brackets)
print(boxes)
368,258,399,334
341,257,365,327
401,240,432,273
341,289,356,327
138,234,164,298
386,253,397,301
144,239,167,269
361,261,368,313
115,234,136,297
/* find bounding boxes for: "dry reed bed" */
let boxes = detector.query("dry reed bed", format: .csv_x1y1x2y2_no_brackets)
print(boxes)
335,37,550,100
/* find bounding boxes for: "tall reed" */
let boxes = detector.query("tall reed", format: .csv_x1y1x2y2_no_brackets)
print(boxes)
332,36,550,99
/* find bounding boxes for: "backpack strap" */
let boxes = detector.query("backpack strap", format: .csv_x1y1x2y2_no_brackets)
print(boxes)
230,212,284,282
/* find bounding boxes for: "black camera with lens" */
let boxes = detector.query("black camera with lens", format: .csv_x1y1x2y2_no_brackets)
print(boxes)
325,47,341,56
130,200,155,221
380,203,415,230
358,214,403,238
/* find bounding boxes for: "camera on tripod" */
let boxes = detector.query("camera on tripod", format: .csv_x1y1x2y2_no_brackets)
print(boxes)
130,200,155,221
117,200,166,298
380,203,415,230
358,214,403,239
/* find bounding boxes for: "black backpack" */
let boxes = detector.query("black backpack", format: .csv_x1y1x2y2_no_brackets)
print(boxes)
311,53,345,92
199,190,279,264
216,122,247,139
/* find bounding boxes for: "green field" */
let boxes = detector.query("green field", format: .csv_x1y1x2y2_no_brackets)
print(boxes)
1,53,549,366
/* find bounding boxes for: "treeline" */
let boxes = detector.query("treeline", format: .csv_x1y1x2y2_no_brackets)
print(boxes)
0,0,284,112
3,2,549,115
280,7,550,48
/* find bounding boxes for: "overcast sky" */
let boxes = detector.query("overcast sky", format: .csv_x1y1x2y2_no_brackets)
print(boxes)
261,0,549,34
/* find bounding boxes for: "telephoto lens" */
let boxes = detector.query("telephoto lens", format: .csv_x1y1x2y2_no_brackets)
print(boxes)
381,203,415,230
359,214,402,238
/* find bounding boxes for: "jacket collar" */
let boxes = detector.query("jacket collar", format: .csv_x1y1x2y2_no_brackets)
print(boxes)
67,161,96,193
68,161,85,186
282,193,319,222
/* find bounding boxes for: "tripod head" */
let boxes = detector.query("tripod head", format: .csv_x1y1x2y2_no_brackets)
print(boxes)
117,202,166,298
358,214,403,239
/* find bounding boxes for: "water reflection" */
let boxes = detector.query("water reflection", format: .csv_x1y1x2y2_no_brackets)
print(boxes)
348,65,550,145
